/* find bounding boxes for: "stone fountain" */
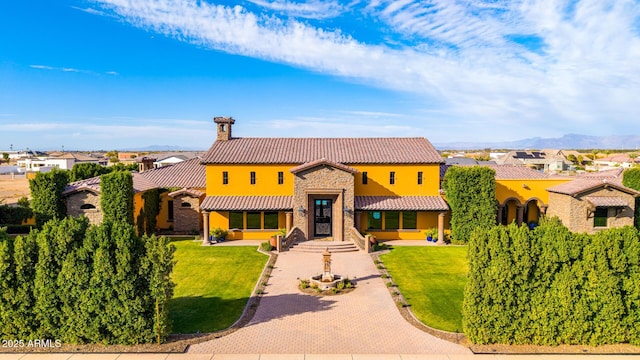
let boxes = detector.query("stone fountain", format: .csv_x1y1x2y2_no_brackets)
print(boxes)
310,247,342,290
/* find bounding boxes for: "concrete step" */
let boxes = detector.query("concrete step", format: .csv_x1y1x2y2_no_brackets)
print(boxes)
289,241,360,253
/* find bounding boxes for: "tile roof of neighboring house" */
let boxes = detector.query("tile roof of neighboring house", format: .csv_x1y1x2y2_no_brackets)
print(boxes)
202,137,443,164
577,168,624,183
63,172,158,195
139,158,206,188
290,158,358,174
585,196,629,207
354,196,449,211
443,164,561,179
200,196,294,211
547,178,640,196
54,152,101,161
444,158,478,165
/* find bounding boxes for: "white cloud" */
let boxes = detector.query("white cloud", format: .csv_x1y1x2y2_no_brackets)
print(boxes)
29,64,119,76
246,0,344,19
92,0,640,138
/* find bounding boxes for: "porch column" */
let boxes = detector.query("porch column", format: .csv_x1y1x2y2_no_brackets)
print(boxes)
202,211,210,245
437,212,446,245
517,206,524,226
497,204,504,225
540,205,548,215
285,212,293,233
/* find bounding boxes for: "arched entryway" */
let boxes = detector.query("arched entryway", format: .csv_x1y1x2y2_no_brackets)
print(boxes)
499,198,521,225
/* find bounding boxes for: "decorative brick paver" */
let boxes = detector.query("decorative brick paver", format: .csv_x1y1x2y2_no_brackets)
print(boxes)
188,249,471,354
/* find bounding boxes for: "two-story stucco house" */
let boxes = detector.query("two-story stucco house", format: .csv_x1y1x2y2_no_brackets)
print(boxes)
200,117,449,243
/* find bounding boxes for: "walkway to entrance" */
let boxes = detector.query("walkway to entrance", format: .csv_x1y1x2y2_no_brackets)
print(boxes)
188,248,471,354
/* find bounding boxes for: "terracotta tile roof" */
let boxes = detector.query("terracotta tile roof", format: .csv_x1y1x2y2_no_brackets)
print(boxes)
63,172,158,195
54,152,101,161
354,196,449,211
290,158,358,174
201,196,294,211
168,188,205,198
577,168,624,182
585,196,629,207
547,178,640,196
139,157,206,188
202,137,443,164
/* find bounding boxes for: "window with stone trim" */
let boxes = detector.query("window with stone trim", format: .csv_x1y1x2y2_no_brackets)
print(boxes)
594,207,608,227
229,211,243,229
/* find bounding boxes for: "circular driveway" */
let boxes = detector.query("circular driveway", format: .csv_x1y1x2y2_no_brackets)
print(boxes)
188,249,471,354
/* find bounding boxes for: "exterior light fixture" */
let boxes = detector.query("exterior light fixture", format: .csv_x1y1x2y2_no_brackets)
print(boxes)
298,205,306,216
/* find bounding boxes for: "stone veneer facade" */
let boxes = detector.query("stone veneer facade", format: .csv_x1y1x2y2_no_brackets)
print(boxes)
546,186,636,234
65,190,103,225
173,194,202,234
293,164,355,241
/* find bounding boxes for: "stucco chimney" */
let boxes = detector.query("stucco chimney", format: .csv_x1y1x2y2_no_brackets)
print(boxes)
214,116,235,141
138,157,156,173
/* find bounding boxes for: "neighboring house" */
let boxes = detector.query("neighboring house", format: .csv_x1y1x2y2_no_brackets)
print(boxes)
17,152,103,172
496,150,573,173
200,117,448,242
592,153,640,170
546,178,639,234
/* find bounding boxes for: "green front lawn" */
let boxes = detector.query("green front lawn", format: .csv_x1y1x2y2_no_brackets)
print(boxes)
379,246,468,332
168,240,268,333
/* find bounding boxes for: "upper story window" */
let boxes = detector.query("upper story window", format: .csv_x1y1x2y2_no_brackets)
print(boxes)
278,171,284,185
250,171,256,185
390,171,395,185
222,171,228,185
362,172,368,185
417,171,423,185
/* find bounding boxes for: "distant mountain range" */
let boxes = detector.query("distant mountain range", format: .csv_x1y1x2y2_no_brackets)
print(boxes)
119,145,204,152
434,134,640,151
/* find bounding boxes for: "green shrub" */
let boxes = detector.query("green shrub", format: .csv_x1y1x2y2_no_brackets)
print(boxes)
260,241,273,252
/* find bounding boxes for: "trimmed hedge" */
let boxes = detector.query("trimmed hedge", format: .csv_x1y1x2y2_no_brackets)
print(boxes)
463,218,640,346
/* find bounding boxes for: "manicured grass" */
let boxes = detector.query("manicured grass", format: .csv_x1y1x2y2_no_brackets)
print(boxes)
168,240,268,333
379,246,468,332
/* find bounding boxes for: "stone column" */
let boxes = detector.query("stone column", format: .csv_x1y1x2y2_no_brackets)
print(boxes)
517,206,524,226
497,204,504,225
540,205,548,215
202,211,210,245
437,212,446,245
285,212,293,233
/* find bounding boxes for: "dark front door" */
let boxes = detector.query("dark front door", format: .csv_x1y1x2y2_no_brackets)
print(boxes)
314,199,332,237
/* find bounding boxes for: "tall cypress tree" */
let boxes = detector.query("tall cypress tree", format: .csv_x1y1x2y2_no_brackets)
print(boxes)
100,171,134,225
29,169,69,228
443,166,497,244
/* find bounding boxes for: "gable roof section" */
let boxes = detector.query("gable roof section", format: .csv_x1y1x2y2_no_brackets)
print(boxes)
547,178,640,197
63,172,158,196
290,158,358,174
202,137,443,164
139,157,206,188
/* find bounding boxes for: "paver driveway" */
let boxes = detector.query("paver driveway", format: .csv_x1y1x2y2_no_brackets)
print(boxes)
188,248,471,354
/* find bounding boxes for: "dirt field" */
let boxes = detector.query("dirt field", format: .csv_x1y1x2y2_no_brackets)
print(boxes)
0,174,31,205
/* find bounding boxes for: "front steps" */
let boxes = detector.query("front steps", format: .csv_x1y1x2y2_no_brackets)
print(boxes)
289,240,359,253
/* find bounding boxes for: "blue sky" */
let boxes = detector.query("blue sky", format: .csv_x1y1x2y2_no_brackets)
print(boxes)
1,0,639,150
